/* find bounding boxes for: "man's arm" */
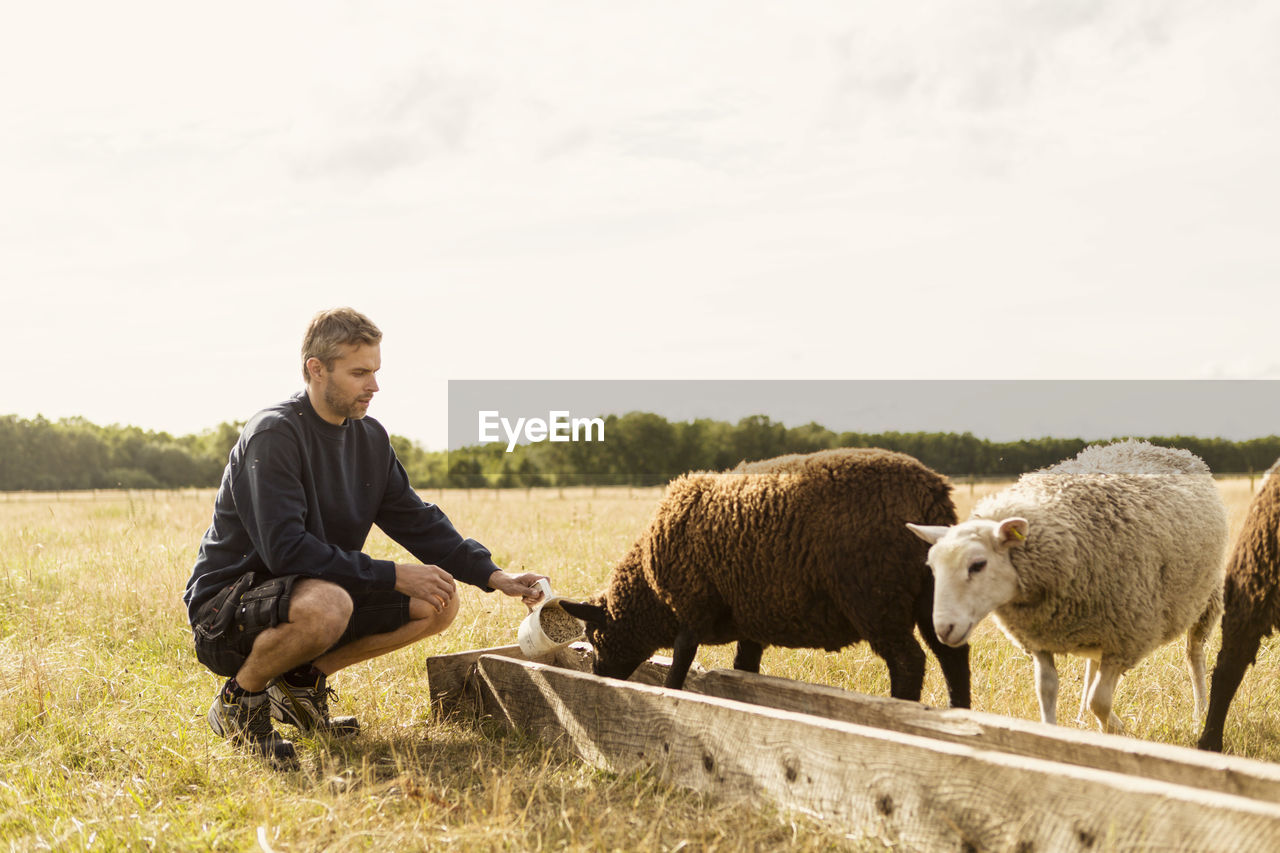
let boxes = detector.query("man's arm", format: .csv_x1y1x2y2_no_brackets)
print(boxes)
391,563,547,612
375,455,505,589
232,429,396,590
486,569,548,605
377,453,548,604
391,562,455,610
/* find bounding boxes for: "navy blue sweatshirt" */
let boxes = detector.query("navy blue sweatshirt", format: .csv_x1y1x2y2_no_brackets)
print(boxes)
184,391,499,623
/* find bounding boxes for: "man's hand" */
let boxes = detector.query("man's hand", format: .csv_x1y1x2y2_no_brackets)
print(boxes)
488,570,550,608
394,563,456,613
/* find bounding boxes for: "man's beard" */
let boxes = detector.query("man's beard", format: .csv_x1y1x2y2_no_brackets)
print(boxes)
323,380,369,422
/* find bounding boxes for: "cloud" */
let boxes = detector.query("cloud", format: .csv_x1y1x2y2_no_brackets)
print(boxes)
258,1,1251,195
291,64,494,178
811,0,1214,181
300,133,429,179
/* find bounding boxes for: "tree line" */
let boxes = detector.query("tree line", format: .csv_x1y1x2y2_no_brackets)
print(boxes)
0,415,236,491
6,412,1280,492
439,413,1280,487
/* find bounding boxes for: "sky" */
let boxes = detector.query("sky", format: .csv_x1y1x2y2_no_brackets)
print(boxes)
4,2,1279,449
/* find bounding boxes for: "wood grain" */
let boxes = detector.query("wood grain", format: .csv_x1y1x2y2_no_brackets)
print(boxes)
690,668,1280,804
427,642,703,717
463,653,1280,851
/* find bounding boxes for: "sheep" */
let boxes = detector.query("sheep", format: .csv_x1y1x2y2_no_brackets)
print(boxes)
1198,459,1280,752
908,439,1228,734
558,448,972,708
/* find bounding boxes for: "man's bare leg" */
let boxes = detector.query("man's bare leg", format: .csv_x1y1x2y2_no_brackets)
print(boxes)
314,593,459,674
206,579,352,762
261,588,458,736
234,579,353,691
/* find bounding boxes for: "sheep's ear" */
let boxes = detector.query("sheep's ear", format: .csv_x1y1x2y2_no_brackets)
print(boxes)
906,523,950,545
560,600,609,627
995,517,1029,550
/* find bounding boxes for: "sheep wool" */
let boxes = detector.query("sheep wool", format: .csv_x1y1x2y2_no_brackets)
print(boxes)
973,440,1227,670
1199,457,1280,752
562,447,971,708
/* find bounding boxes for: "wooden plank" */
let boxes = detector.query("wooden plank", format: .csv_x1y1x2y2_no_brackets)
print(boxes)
427,642,703,718
471,654,1280,852
539,643,707,689
429,645,1280,806
427,644,526,718
689,669,1280,805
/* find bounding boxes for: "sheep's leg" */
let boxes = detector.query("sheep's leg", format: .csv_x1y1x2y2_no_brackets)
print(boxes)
916,592,971,709
733,640,764,673
1187,626,1211,720
1198,616,1265,752
931,642,971,710
1032,650,1058,725
870,636,926,702
1077,658,1097,724
665,627,700,690
1186,595,1220,720
852,587,927,701
1088,659,1127,734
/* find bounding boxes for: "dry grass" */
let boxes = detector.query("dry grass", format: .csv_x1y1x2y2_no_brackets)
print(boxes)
1,477,1277,850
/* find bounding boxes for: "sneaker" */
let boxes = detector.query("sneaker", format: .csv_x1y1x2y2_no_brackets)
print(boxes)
268,670,360,736
207,687,297,767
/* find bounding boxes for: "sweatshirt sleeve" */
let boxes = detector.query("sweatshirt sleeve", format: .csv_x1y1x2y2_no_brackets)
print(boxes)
230,428,397,592
375,452,501,590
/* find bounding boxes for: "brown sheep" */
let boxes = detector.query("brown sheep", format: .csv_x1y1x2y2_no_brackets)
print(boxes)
1199,461,1280,752
560,448,971,707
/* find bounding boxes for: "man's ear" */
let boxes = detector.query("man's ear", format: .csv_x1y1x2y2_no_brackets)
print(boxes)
560,600,608,627
305,357,326,383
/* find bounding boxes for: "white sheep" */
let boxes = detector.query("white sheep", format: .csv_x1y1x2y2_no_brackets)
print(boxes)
907,440,1227,733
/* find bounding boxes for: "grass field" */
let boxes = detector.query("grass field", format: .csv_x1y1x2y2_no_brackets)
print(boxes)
2,478,1278,851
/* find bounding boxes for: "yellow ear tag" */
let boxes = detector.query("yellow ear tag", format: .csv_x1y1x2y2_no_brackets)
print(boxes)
1009,527,1025,541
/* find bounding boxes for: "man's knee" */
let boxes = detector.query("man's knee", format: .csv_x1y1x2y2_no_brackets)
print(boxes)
408,589,460,631
439,590,461,627
290,579,354,642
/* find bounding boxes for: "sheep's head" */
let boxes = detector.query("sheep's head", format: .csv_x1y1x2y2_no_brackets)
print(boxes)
559,593,656,681
907,518,1028,647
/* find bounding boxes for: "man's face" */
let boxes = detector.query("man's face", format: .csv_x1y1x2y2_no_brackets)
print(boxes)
310,342,381,425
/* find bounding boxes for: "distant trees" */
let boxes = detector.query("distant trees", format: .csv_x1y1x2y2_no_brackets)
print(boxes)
0,415,233,491
437,412,1280,489
3,411,1279,492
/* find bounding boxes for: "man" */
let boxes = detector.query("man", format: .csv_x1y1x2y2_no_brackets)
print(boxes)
184,307,545,765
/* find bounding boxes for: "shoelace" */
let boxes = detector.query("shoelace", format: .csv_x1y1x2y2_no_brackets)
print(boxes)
313,684,339,720
245,700,277,738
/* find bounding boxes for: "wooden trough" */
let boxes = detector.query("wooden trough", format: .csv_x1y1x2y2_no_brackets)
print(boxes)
427,644,1280,851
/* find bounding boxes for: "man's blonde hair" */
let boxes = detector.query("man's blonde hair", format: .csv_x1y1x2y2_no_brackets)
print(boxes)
301,307,383,382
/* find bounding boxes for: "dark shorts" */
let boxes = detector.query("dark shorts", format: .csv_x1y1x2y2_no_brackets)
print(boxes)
191,573,412,677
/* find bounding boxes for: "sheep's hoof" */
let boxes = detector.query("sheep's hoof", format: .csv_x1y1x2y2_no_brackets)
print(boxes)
1103,713,1128,735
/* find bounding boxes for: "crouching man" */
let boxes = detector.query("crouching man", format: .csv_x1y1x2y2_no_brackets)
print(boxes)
183,307,545,765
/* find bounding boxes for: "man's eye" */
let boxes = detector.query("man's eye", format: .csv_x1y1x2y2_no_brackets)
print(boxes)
968,559,987,576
